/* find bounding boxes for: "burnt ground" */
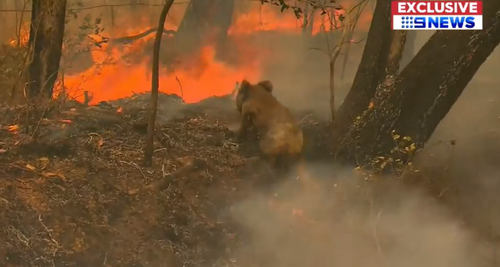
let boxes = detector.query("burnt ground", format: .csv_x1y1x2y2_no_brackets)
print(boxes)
1,93,500,267
0,93,334,267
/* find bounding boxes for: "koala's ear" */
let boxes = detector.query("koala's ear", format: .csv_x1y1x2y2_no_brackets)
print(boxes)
239,79,252,95
258,80,273,92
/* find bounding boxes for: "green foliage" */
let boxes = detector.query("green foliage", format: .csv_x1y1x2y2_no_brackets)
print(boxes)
62,1,104,64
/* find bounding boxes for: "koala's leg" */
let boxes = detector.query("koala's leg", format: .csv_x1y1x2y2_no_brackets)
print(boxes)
235,116,251,140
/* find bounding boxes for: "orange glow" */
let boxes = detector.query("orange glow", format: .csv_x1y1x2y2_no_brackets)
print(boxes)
62,44,262,104
6,2,372,104
8,125,19,132
230,5,372,35
8,22,29,47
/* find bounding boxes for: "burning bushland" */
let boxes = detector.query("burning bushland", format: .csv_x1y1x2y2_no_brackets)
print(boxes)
0,89,333,266
1,0,500,266
0,91,488,267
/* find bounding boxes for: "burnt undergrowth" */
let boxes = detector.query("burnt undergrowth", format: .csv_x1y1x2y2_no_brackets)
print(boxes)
0,93,334,266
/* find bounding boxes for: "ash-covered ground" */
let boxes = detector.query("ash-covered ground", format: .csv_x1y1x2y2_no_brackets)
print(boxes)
0,93,334,266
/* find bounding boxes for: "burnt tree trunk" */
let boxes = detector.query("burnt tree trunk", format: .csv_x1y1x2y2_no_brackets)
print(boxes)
334,0,396,133
143,0,176,166
174,0,213,53
333,0,500,166
174,0,234,54
210,0,235,45
27,0,67,99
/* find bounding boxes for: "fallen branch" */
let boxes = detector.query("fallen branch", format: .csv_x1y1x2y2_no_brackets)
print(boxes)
128,157,207,195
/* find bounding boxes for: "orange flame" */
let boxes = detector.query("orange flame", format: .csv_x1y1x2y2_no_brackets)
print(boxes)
5,2,372,104
8,22,30,47
8,125,19,133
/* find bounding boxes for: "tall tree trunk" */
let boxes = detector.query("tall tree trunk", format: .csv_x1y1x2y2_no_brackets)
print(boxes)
333,0,500,166
211,0,235,45
174,0,212,54
334,0,395,137
211,0,235,62
174,0,234,55
143,0,176,166
27,0,67,99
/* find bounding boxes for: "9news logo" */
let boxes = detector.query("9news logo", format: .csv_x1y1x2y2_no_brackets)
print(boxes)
391,1,483,30
400,16,415,29
398,15,477,29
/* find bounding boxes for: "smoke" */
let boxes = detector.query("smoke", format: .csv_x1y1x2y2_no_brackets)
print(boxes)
228,164,489,267
3,1,498,263
228,26,500,266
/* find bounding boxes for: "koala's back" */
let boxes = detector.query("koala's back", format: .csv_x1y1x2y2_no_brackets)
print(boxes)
246,93,303,159
237,79,304,163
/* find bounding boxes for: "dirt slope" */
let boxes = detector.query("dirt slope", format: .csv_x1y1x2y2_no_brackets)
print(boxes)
0,93,329,267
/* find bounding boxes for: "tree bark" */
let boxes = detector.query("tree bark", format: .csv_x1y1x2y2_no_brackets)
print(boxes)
27,0,67,99
333,0,500,166
143,0,175,166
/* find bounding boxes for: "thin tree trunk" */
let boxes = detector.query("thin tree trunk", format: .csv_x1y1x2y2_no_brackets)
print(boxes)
14,0,20,45
308,9,315,35
400,31,417,70
333,0,500,165
27,0,67,99
143,0,176,166
385,31,407,76
302,2,310,36
329,59,335,120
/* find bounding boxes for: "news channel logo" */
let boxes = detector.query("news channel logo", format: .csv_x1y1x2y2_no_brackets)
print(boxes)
401,16,415,29
392,15,483,30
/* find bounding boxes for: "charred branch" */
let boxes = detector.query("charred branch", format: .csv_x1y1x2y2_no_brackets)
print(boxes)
143,0,175,166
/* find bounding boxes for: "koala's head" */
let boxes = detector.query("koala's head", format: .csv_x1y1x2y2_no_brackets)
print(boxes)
234,79,273,113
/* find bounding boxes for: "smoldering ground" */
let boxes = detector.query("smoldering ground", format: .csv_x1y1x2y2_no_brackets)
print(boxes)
222,28,500,267
1,1,499,265
227,164,490,267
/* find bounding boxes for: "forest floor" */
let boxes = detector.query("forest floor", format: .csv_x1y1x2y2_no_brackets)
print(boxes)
1,43,499,267
0,89,341,267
